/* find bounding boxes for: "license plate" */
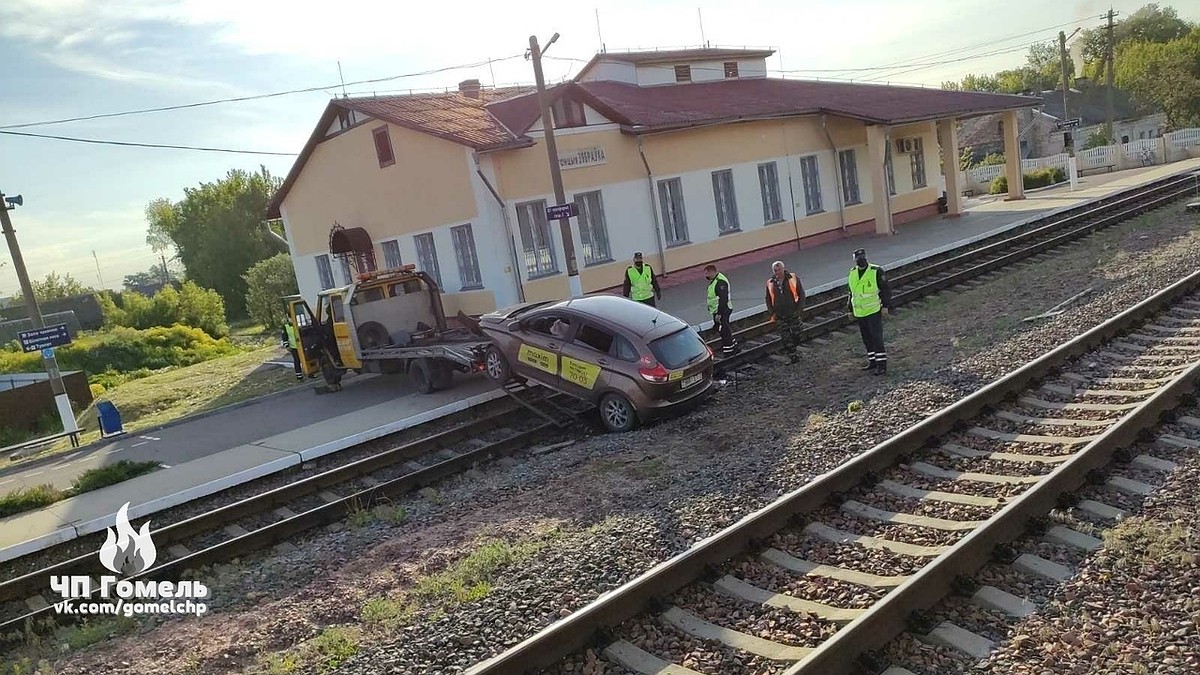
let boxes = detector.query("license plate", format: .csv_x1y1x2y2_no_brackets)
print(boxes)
680,373,703,389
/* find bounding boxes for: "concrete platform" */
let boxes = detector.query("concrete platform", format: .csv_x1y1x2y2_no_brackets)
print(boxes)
0,378,504,563
654,158,1200,328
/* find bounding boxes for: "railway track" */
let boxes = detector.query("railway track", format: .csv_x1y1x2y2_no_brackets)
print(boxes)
0,170,1194,647
708,170,1200,372
466,267,1200,675
0,387,589,639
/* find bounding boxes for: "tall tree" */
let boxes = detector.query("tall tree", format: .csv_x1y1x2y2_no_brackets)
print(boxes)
1080,4,1195,77
145,167,287,318
11,271,93,304
1116,27,1200,128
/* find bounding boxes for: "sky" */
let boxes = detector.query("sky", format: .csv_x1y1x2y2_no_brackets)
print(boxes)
0,0,1194,298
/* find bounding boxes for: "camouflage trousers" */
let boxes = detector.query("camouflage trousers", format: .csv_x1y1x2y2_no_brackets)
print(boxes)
776,313,804,352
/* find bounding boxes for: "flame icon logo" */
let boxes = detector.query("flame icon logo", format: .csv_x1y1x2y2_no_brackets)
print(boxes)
98,503,157,576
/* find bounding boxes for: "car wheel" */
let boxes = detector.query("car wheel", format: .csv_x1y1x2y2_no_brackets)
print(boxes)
411,358,435,394
599,393,638,433
484,346,511,383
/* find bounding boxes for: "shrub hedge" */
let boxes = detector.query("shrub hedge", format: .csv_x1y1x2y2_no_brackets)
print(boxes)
990,167,1068,194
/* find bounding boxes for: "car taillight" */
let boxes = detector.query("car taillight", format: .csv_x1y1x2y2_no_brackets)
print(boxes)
638,362,671,383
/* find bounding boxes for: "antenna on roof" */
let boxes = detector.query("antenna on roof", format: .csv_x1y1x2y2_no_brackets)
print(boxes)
697,8,707,48
337,60,348,98
488,57,497,88
595,8,606,54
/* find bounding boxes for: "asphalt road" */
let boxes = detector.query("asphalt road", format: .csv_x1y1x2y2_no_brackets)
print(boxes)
0,371,421,492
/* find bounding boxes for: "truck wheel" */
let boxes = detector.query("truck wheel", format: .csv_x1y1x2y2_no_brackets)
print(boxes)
484,346,511,383
357,321,391,349
411,358,436,394
431,361,453,390
599,393,638,433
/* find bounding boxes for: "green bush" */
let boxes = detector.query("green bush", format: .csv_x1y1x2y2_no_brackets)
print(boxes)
989,167,1068,194
100,282,228,337
243,254,300,330
0,325,240,380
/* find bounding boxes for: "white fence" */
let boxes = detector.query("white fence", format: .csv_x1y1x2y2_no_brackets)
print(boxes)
958,128,1200,195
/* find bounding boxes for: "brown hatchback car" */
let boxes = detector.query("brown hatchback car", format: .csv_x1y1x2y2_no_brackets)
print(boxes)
479,295,715,432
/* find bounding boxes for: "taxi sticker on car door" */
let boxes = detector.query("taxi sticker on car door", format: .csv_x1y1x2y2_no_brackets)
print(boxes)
561,356,601,389
518,344,558,375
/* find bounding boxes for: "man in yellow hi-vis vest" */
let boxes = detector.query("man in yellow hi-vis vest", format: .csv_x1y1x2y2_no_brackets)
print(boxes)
847,248,893,375
621,251,662,307
281,317,303,380
705,264,738,355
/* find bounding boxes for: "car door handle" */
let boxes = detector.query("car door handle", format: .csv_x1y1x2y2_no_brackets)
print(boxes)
547,343,559,349
597,358,609,366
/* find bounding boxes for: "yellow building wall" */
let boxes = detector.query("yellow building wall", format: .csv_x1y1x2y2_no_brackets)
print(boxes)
441,290,497,317
643,117,864,176
283,122,477,255
495,128,646,201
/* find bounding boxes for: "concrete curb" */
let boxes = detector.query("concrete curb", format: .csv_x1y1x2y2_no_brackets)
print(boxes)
0,387,508,564
688,164,1200,333
0,375,334,480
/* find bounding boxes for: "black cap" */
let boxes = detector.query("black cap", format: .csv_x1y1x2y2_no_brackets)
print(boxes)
853,248,866,258
633,251,643,259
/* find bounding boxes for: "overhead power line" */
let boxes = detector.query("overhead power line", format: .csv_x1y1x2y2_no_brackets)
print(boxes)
0,130,297,155
0,54,524,131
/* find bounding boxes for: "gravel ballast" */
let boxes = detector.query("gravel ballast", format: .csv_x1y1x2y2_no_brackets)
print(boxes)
11,202,1200,675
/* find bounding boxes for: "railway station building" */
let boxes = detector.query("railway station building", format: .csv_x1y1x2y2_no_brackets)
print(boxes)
267,48,1038,316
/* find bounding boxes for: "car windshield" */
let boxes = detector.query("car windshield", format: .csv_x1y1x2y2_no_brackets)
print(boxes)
648,328,707,370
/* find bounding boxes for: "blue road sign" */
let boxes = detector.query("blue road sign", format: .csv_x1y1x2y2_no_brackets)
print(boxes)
17,323,72,353
545,203,578,221
41,347,55,359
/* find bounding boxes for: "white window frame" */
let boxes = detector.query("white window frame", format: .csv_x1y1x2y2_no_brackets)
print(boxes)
910,137,927,189
711,169,740,234
450,224,483,290
758,162,783,223
381,240,402,270
657,177,689,246
315,254,335,290
339,257,353,285
515,200,559,278
573,191,613,265
414,232,442,289
800,155,823,215
838,149,861,206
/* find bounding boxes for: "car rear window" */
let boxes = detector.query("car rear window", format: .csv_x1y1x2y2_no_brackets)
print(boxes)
649,328,707,370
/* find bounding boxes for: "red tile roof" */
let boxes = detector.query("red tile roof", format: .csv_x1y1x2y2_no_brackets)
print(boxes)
338,87,533,151
574,78,1038,128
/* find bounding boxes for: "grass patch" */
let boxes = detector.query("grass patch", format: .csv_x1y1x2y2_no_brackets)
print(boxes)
309,627,359,673
360,596,412,627
1102,514,1198,566
261,652,301,674
0,460,162,519
70,460,162,494
0,485,65,518
410,539,539,607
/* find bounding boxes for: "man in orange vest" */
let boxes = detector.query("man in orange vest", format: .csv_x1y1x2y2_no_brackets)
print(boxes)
765,260,806,363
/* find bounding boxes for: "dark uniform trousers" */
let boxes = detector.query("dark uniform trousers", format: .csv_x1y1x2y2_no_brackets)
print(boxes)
714,312,736,352
637,297,657,308
857,311,887,368
776,313,803,352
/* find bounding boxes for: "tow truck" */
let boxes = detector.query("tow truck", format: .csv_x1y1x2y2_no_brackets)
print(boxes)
286,265,493,393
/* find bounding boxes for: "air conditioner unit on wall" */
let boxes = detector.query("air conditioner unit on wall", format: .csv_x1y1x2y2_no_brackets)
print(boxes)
895,138,915,154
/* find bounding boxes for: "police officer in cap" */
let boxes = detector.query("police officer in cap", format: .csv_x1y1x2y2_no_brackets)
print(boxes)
622,251,662,307
847,248,893,374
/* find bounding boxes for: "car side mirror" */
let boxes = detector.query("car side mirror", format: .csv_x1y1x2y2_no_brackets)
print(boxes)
506,320,521,332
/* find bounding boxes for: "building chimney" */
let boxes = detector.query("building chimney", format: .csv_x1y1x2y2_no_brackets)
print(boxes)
458,79,482,99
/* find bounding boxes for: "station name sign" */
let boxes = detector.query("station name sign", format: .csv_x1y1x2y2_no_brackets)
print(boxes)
558,147,607,171
17,323,72,353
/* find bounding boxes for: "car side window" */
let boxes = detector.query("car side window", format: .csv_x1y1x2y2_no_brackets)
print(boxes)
575,323,615,355
613,334,639,362
526,314,572,338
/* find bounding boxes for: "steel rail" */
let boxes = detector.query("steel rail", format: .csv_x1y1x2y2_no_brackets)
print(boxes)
465,267,1200,675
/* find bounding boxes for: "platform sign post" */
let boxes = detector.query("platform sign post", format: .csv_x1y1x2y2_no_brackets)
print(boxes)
1056,118,1082,192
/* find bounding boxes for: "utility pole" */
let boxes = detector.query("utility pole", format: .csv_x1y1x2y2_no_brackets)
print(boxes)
91,250,105,289
1059,30,1079,191
1105,8,1116,142
0,191,77,436
528,33,584,298
160,252,170,286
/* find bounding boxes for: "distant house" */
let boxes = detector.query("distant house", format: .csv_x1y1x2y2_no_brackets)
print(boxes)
1039,84,1165,145
958,108,1064,162
0,296,12,310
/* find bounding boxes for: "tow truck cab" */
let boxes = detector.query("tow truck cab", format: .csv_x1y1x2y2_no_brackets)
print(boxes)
286,265,454,380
